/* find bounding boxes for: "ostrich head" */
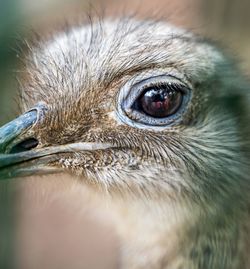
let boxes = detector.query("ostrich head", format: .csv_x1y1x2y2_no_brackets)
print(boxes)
0,18,249,213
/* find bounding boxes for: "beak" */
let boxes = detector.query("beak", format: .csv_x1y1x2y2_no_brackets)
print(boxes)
0,105,113,180
0,109,38,153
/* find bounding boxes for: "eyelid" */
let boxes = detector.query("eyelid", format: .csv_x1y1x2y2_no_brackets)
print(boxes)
116,71,192,130
139,82,188,96
122,75,189,110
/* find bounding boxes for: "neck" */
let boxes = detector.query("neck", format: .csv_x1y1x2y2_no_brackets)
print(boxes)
106,196,246,269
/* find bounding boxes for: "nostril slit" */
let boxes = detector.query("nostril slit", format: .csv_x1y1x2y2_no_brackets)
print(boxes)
10,138,39,154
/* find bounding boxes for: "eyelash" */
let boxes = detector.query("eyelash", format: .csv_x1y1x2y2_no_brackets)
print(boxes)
139,82,184,93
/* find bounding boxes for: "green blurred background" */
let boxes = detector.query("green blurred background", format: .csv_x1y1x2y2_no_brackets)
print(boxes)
0,1,20,268
0,0,249,268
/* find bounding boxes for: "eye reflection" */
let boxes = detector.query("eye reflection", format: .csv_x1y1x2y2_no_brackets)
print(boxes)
137,84,183,118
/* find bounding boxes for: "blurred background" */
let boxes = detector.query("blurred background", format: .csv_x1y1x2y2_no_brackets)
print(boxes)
0,0,249,268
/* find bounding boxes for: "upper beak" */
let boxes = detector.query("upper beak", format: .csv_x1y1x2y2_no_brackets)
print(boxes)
0,104,113,180
0,109,37,153
0,104,54,179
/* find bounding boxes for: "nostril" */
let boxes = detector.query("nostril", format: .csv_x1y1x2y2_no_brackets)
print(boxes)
9,138,39,154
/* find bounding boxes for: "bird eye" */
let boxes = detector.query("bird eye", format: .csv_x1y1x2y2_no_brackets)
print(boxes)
116,73,191,129
135,84,183,118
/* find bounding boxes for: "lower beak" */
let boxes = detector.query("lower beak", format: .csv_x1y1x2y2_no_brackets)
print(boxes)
0,107,112,180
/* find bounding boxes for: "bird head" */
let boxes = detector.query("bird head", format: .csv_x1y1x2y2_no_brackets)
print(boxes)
0,18,249,208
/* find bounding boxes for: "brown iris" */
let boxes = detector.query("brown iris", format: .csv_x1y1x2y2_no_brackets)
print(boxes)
139,84,183,118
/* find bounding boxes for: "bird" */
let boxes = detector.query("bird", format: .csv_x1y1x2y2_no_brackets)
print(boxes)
0,17,250,269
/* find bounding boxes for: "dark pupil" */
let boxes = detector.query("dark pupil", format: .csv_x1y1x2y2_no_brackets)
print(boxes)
139,85,182,118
